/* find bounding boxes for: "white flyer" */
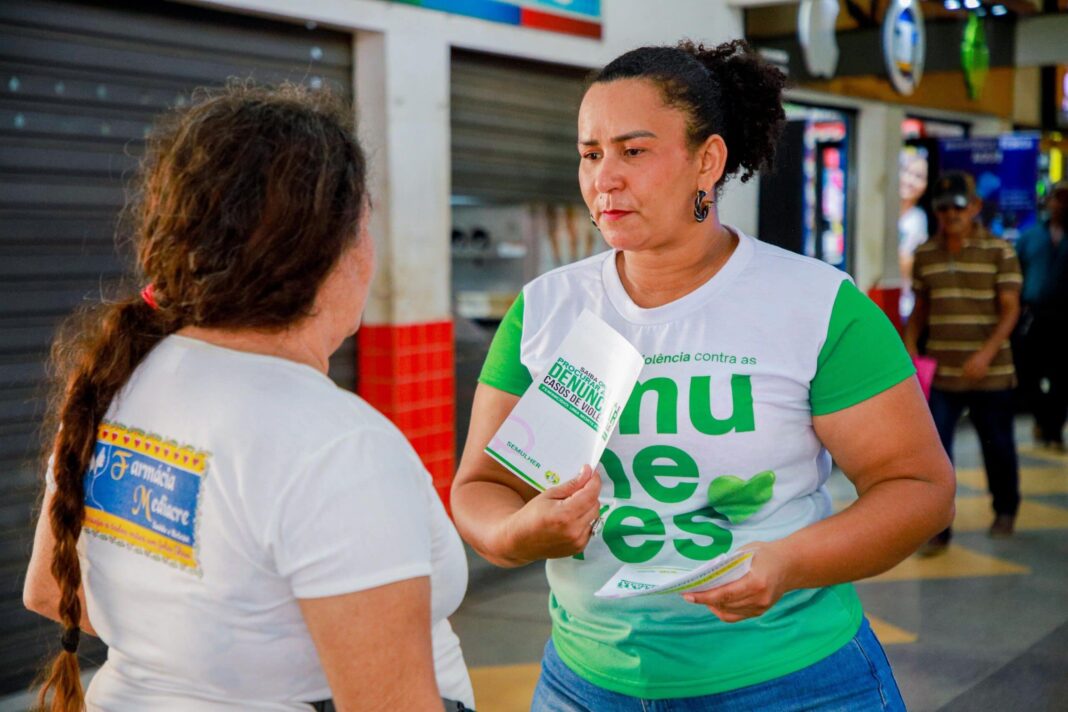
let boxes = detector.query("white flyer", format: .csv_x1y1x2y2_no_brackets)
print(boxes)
594,550,755,599
485,309,644,492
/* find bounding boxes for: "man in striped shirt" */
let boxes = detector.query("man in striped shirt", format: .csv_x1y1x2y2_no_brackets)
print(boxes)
905,171,1022,554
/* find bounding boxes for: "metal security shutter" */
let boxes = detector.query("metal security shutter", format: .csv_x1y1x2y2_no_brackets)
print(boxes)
0,0,352,693
451,49,588,204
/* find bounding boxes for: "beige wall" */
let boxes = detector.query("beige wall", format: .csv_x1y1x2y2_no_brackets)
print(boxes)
1013,66,1042,128
185,0,1021,322
187,0,750,325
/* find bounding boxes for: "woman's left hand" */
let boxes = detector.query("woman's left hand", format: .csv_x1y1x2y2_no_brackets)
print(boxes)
680,542,790,623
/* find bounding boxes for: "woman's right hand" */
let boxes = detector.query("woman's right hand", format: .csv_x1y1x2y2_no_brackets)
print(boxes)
452,383,604,567
494,465,602,565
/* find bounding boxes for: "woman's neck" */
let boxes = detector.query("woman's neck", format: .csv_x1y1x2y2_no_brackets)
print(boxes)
616,217,738,309
176,324,332,374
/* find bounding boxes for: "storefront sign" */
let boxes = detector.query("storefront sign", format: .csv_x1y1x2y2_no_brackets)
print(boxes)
938,135,1041,237
797,0,839,78
961,14,990,100
882,0,925,95
1053,65,1067,129
389,0,602,39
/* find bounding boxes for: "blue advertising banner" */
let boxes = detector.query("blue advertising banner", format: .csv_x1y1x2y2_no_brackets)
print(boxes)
525,0,600,17
937,135,1040,239
389,0,601,38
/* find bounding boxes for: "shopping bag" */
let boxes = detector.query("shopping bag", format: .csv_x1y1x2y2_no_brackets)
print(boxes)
912,355,937,401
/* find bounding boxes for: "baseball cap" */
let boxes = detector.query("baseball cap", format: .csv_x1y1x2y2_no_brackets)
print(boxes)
931,171,977,210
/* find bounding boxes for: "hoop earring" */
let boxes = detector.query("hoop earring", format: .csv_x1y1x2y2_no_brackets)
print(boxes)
693,190,710,223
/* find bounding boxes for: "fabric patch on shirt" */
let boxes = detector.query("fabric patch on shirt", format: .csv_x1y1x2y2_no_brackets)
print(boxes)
83,422,209,576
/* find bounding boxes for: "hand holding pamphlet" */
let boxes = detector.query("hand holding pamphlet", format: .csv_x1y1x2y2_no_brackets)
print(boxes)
484,310,754,600
484,309,644,492
595,550,754,599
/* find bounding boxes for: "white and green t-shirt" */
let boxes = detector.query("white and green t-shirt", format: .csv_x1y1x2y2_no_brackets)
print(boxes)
480,229,914,699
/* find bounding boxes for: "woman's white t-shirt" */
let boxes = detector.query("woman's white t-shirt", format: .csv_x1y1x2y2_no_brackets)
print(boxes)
75,335,472,710
479,229,914,698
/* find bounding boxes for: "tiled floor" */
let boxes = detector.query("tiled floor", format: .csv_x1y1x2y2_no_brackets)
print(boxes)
452,418,1068,712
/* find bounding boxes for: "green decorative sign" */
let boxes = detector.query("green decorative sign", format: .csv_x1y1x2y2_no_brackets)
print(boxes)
961,13,990,100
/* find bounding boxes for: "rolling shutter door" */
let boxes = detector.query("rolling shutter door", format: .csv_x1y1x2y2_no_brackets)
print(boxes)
0,0,353,692
451,49,587,205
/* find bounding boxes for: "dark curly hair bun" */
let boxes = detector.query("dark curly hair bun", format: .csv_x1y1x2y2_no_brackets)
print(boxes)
681,39,786,184
592,38,786,188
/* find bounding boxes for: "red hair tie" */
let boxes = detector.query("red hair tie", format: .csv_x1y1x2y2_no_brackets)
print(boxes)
140,283,159,311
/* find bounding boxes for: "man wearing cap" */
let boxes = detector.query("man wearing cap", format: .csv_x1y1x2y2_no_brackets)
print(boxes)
1014,181,1068,451
905,170,1023,554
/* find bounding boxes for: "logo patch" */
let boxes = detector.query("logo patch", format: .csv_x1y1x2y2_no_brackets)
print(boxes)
83,423,209,576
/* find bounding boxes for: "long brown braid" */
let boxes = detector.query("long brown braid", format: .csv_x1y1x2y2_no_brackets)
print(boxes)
35,82,367,711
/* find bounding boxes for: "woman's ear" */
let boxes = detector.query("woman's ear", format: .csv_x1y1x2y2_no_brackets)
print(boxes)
697,134,728,192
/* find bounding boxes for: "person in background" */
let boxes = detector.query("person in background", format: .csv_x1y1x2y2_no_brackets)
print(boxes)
906,170,1023,553
453,39,953,711
1014,181,1068,451
898,147,930,320
23,84,473,712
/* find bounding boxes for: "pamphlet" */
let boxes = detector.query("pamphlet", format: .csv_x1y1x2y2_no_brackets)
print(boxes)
484,309,644,492
594,550,755,599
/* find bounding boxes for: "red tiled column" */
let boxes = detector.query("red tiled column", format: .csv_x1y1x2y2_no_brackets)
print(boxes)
354,35,454,510
867,285,904,336
358,321,455,512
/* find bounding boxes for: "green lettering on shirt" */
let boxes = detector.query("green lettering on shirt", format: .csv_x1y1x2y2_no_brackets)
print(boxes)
690,374,755,435
603,505,665,563
633,445,699,503
672,506,733,560
619,378,679,435
599,448,631,499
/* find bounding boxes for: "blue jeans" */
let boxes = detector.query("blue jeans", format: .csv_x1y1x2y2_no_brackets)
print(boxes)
531,618,905,711
929,387,1020,518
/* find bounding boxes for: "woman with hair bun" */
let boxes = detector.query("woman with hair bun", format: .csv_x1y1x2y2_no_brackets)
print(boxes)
452,40,952,710
23,84,474,711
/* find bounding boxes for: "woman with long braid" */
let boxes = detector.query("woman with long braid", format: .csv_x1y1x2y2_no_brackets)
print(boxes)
23,84,473,711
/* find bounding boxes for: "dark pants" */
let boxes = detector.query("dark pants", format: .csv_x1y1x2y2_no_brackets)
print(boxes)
1016,310,1068,444
930,388,1020,531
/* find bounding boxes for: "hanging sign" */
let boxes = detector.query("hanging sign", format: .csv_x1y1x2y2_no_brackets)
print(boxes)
797,0,840,78
961,14,990,100
882,0,925,95
386,0,602,39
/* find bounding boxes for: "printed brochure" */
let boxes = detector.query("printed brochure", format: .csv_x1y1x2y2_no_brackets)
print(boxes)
484,309,643,492
594,550,755,599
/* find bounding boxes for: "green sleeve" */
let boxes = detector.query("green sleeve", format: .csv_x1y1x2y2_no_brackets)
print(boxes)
478,292,534,396
810,280,916,416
